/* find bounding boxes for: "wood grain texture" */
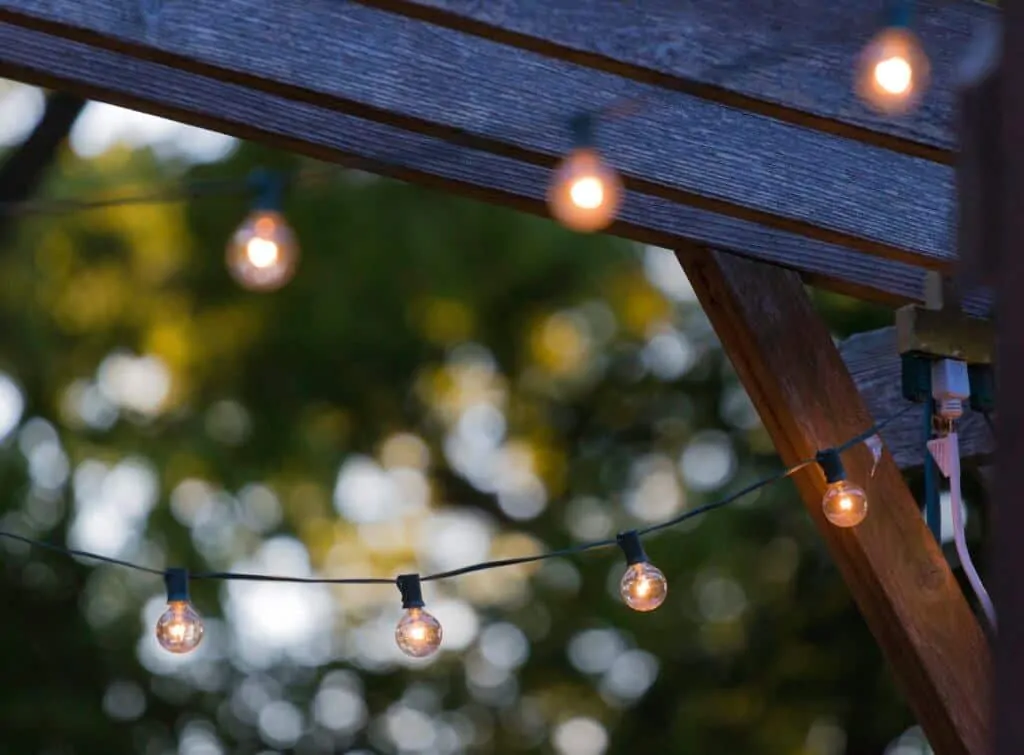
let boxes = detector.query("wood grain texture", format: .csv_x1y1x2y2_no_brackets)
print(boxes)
678,248,991,755
839,327,994,469
354,0,996,156
0,21,991,313
0,0,957,270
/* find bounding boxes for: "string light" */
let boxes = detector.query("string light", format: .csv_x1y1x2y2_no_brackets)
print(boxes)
155,568,205,654
0,410,908,656
226,171,299,292
616,530,667,612
816,449,868,528
395,574,443,658
547,113,622,233
855,1,929,115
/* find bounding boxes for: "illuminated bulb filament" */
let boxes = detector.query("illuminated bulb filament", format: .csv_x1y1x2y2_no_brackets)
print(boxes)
227,210,299,291
855,26,929,115
246,237,281,269
619,562,668,612
822,480,869,528
874,56,913,95
569,176,605,210
547,148,622,233
395,607,443,658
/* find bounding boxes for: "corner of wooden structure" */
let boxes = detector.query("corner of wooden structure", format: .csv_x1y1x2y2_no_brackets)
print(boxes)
677,247,991,755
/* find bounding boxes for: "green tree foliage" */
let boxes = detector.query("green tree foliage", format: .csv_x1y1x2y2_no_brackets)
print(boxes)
0,136,916,755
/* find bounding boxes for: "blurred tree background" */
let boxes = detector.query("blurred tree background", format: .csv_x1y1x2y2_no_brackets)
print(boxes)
0,84,946,755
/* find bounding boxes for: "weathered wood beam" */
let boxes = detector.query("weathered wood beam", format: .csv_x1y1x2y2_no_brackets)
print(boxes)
839,327,994,470
678,248,990,755
0,1,957,275
355,0,994,157
0,20,990,315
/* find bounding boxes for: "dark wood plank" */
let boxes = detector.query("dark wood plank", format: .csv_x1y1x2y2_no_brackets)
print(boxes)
0,21,987,312
678,248,990,755
994,0,1024,750
355,0,996,157
839,327,994,470
0,1,957,271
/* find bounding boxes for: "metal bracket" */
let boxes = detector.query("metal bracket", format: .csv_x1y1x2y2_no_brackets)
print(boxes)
895,272,993,363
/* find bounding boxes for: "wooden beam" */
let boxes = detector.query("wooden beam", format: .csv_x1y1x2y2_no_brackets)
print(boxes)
355,0,993,157
0,20,990,314
839,327,994,470
678,248,990,755
0,1,958,275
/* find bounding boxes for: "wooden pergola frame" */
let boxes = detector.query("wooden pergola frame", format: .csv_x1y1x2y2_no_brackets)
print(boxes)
0,1,1013,753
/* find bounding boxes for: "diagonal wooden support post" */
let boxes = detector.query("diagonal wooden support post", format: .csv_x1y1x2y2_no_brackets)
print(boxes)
677,247,991,755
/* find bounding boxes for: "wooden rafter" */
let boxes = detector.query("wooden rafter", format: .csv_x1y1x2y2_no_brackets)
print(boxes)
353,0,992,156
678,248,990,755
0,2,968,285
0,20,957,312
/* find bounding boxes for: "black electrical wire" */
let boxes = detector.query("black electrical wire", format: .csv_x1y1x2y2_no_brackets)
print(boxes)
190,571,393,585
0,408,910,587
0,529,165,575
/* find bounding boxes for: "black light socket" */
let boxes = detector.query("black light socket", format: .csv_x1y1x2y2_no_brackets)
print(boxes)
396,574,425,609
164,568,190,602
815,449,847,484
616,530,649,566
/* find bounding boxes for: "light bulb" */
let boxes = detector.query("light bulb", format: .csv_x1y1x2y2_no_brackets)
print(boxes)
822,480,869,528
155,568,203,654
547,148,622,233
226,210,299,291
615,530,668,612
619,561,668,612
394,574,443,658
856,26,929,114
155,600,205,654
395,607,443,658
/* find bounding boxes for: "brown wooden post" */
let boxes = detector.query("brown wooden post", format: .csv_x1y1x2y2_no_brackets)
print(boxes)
994,0,1024,751
678,247,990,755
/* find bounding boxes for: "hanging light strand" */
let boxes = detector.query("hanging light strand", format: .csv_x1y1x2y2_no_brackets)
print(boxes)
0,405,914,657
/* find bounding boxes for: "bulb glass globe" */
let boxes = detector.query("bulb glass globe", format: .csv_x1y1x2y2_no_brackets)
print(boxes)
547,148,622,232
822,480,868,528
395,607,443,658
619,561,668,612
226,210,299,291
856,27,929,115
155,600,205,654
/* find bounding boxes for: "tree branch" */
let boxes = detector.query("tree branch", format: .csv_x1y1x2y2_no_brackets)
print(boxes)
0,89,85,236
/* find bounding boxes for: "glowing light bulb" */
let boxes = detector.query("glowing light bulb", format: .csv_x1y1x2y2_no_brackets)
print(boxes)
856,26,929,115
156,601,205,653
226,210,298,291
619,561,668,612
394,574,443,658
822,480,869,528
395,607,443,658
155,569,204,654
616,530,668,612
816,449,869,528
547,148,622,233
